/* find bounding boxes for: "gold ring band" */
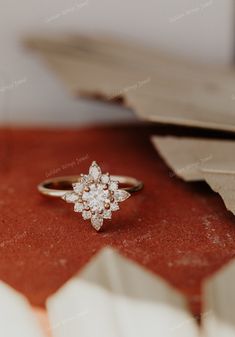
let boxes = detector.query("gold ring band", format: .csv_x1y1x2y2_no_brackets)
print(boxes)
38,175,143,197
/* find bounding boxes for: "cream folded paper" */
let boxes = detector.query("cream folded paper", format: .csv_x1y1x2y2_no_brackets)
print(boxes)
202,260,235,337
0,248,200,336
2,248,235,336
46,248,199,337
26,35,235,132
0,282,44,337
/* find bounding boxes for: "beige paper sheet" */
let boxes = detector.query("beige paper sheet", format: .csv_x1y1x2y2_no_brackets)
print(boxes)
152,136,235,215
203,260,235,337
25,35,235,132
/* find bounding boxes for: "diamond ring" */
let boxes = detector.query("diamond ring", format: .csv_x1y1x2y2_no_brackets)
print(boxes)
38,161,143,231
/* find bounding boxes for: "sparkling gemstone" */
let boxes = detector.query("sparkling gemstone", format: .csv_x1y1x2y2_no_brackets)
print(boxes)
110,202,119,211
109,181,118,191
103,209,112,219
89,161,101,181
72,182,84,193
91,216,103,230
101,174,110,184
80,174,92,183
114,190,130,202
62,192,78,203
61,161,132,231
74,202,84,213
82,210,92,220
82,184,109,212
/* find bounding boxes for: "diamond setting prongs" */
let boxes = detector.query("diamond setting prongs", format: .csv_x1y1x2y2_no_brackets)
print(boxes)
62,161,131,231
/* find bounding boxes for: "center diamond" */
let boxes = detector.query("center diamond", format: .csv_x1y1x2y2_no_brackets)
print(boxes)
83,184,109,212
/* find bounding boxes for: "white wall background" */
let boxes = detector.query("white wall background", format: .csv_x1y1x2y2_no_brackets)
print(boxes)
0,0,234,125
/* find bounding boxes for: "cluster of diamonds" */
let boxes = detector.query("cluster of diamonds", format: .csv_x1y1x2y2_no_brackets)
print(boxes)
62,161,130,231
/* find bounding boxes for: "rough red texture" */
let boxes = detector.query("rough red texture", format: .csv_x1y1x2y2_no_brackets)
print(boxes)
0,124,235,316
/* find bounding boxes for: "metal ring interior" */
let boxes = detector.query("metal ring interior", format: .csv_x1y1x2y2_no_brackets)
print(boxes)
38,175,143,198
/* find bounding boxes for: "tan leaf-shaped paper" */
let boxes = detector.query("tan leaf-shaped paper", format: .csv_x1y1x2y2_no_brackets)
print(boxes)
26,35,235,132
202,170,235,216
152,136,235,215
202,260,235,336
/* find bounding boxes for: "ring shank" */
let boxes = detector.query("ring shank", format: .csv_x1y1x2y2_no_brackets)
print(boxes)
38,175,143,197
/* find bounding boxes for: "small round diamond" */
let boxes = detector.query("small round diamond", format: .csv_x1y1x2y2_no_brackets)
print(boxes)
82,210,92,220
109,181,118,191
101,174,110,184
73,183,84,194
110,202,119,211
74,202,84,213
103,209,112,219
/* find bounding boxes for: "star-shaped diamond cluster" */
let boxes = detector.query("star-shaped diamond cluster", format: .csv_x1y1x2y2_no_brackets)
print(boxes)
62,161,131,230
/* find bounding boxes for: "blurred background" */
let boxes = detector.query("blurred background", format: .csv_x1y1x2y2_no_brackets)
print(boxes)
0,0,234,126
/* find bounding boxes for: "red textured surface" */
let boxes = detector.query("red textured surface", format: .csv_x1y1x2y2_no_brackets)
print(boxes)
1,124,235,316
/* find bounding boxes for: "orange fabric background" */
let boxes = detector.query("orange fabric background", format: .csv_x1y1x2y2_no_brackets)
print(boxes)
0,124,235,316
